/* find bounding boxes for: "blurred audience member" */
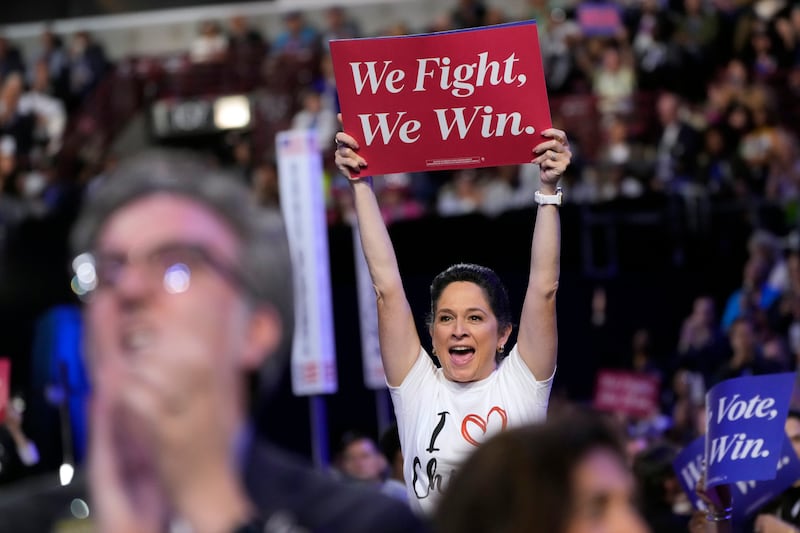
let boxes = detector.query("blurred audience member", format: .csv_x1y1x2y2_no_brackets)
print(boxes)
222,132,255,184
450,0,487,29
311,52,341,114
665,368,706,446
540,6,582,95
0,37,25,81
0,73,35,164
753,409,800,530
591,39,637,121
378,422,405,487
675,295,727,383
668,0,721,103
271,11,321,61
434,407,650,533
291,88,338,153
250,159,280,209
321,5,362,48
739,91,783,195
29,27,70,103
436,168,483,217
189,19,229,64
627,0,676,92
375,173,426,224
226,14,266,58
720,252,781,333
333,429,408,503
711,315,786,387
648,91,702,194
632,439,692,533
0,148,431,533
19,59,67,158
225,15,266,86
480,163,538,217
65,31,110,113
694,124,747,198
0,396,41,487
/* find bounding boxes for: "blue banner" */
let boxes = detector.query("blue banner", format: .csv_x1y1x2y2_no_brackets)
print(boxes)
731,434,800,520
674,434,800,521
673,435,705,510
705,373,796,487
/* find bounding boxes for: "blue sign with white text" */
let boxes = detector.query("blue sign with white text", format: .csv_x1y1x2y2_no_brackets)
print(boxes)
674,434,800,521
673,435,705,510
705,372,796,487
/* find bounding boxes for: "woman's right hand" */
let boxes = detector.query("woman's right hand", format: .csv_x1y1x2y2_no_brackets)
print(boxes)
334,115,368,180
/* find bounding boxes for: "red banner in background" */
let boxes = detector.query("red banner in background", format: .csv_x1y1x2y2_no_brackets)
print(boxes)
0,358,10,424
577,3,623,37
592,368,661,419
330,20,552,176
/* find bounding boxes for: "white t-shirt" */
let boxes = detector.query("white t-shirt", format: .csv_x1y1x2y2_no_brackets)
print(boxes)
389,344,554,516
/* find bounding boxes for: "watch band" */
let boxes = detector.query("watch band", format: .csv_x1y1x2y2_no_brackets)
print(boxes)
534,187,563,206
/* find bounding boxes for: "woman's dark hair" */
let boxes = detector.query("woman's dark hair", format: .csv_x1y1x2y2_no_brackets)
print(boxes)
426,263,514,356
434,407,628,533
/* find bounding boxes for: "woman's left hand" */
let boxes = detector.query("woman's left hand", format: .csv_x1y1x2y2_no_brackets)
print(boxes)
533,128,571,189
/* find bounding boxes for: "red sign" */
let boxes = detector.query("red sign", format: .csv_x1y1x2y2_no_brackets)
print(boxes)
592,369,660,419
0,358,9,424
330,20,552,176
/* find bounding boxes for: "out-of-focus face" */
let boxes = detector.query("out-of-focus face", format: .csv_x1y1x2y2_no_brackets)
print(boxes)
693,296,715,325
285,15,303,35
601,47,621,71
656,93,678,124
786,417,800,460
431,281,508,383
230,16,246,34
729,319,755,353
340,438,387,483
565,448,651,533
0,149,15,177
71,34,88,56
303,92,321,113
84,195,255,457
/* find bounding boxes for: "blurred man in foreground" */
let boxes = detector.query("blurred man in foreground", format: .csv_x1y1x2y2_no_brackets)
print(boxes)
0,148,430,533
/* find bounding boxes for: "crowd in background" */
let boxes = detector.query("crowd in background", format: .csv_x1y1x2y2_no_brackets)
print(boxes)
1,0,798,226
1,0,800,530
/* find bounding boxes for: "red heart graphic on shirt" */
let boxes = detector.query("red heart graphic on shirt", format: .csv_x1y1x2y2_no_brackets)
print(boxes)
461,406,508,447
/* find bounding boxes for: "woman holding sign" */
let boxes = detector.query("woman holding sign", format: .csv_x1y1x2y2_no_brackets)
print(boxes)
334,123,571,515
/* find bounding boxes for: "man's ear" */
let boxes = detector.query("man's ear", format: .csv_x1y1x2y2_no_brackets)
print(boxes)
241,304,283,371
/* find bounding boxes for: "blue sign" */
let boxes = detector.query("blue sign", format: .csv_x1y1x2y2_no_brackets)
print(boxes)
673,435,705,510
705,373,795,487
731,434,800,520
674,434,800,522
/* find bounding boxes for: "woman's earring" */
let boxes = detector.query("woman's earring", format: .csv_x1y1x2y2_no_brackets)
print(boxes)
497,345,505,354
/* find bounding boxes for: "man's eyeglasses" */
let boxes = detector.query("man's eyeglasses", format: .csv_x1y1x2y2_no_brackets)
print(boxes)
71,242,251,298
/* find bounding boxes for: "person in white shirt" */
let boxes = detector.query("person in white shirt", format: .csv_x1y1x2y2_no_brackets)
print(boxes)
334,123,572,515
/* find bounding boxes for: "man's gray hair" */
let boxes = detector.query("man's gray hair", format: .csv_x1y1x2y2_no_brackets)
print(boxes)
70,147,295,390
